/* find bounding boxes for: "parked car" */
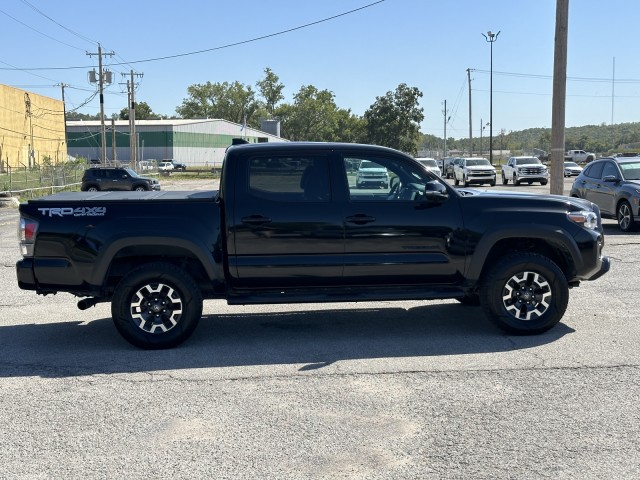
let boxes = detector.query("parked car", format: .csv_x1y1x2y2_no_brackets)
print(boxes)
355,160,389,188
453,157,496,187
442,157,458,179
168,160,187,171
416,157,441,177
137,160,156,171
564,161,583,177
501,156,549,185
81,167,161,192
570,156,640,231
159,161,175,172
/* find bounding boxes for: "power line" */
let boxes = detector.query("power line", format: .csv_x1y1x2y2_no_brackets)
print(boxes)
472,68,640,84
19,0,96,45
0,1,387,71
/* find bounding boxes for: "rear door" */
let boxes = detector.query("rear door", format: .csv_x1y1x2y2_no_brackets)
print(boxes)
229,150,344,287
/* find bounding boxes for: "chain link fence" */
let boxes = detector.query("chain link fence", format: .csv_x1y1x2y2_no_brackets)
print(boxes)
0,161,86,199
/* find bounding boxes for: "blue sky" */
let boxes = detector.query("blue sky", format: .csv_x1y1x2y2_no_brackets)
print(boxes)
2,0,638,140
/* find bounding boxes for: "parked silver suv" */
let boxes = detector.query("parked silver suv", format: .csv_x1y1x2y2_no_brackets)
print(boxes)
502,156,549,186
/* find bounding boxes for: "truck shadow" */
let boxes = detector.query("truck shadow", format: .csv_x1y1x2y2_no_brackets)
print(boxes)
0,302,574,378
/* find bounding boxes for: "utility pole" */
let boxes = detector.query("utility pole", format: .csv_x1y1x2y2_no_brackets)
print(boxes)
87,44,114,163
58,83,69,148
443,100,450,158
550,0,569,195
111,117,116,163
467,68,473,155
126,70,144,164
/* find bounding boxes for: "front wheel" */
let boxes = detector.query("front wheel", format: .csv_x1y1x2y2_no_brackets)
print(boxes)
454,176,460,186
479,253,568,335
463,176,469,187
111,262,203,349
617,200,636,232
502,173,508,185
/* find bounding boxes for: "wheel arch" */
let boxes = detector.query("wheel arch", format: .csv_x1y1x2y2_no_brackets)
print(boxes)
467,229,578,285
90,236,224,296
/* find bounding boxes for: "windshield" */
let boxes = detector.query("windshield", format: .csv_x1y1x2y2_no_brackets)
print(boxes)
360,160,385,169
564,162,579,167
619,162,640,180
516,158,540,165
125,168,140,178
466,159,491,166
419,160,438,167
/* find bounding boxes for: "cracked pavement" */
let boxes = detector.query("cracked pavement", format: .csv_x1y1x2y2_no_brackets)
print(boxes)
0,186,638,479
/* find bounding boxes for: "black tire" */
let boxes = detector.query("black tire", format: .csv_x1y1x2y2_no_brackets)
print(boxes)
111,262,203,349
541,180,548,185
454,177,460,186
502,173,508,185
463,176,469,187
479,253,568,335
133,185,148,191
617,200,636,232
86,185,99,192
513,174,520,186
489,180,496,187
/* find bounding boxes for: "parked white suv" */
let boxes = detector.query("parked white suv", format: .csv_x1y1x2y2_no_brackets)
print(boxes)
502,156,548,186
356,160,389,189
453,157,496,187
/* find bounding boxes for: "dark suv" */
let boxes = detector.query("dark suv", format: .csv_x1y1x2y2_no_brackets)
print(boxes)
81,167,160,192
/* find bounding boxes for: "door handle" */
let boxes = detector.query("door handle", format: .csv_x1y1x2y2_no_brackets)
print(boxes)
345,214,376,225
241,215,272,226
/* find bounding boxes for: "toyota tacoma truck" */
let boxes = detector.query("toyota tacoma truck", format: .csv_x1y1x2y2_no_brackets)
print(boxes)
16,141,610,349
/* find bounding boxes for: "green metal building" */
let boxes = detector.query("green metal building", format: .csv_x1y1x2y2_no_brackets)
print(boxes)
66,119,286,168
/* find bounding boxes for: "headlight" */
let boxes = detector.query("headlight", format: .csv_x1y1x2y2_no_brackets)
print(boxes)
567,210,598,230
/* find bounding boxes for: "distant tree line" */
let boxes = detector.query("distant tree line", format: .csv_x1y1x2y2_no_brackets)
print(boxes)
421,123,640,156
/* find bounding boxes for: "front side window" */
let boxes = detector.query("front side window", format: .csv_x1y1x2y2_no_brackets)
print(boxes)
248,155,331,202
601,161,619,179
345,155,445,202
584,162,604,179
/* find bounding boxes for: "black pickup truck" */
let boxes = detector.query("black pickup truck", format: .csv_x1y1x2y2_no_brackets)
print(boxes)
16,142,610,349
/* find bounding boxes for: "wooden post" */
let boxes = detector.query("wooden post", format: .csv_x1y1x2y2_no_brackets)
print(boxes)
550,0,569,195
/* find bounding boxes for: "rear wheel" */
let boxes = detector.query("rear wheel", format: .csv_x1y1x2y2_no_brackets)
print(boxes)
617,200,636,232
479,253,568,334
86,186,99,192
111,262,203,349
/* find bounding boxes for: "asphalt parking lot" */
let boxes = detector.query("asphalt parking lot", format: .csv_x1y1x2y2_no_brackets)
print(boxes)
0,179,638,479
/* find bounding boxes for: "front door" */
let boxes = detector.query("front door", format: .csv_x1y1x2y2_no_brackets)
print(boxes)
341,153,465,285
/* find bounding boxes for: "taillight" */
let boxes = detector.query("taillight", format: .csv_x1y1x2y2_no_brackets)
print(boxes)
18,217,38,257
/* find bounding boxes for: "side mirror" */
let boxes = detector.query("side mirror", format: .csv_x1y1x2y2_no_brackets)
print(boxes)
602,175,619,183
423,181,449,202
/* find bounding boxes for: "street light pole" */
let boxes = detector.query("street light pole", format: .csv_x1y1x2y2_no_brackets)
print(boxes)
482,30,500,165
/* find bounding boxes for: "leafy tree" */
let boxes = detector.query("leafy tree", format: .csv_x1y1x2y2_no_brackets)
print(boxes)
364,83,424,155
276,85,341,141
119,101,161,120
175,81,263,127
256,68,285,116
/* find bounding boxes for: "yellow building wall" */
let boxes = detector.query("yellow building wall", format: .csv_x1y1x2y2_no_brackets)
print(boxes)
0,84,67,169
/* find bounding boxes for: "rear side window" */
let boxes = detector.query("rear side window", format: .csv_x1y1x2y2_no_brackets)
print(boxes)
248,156,331,202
